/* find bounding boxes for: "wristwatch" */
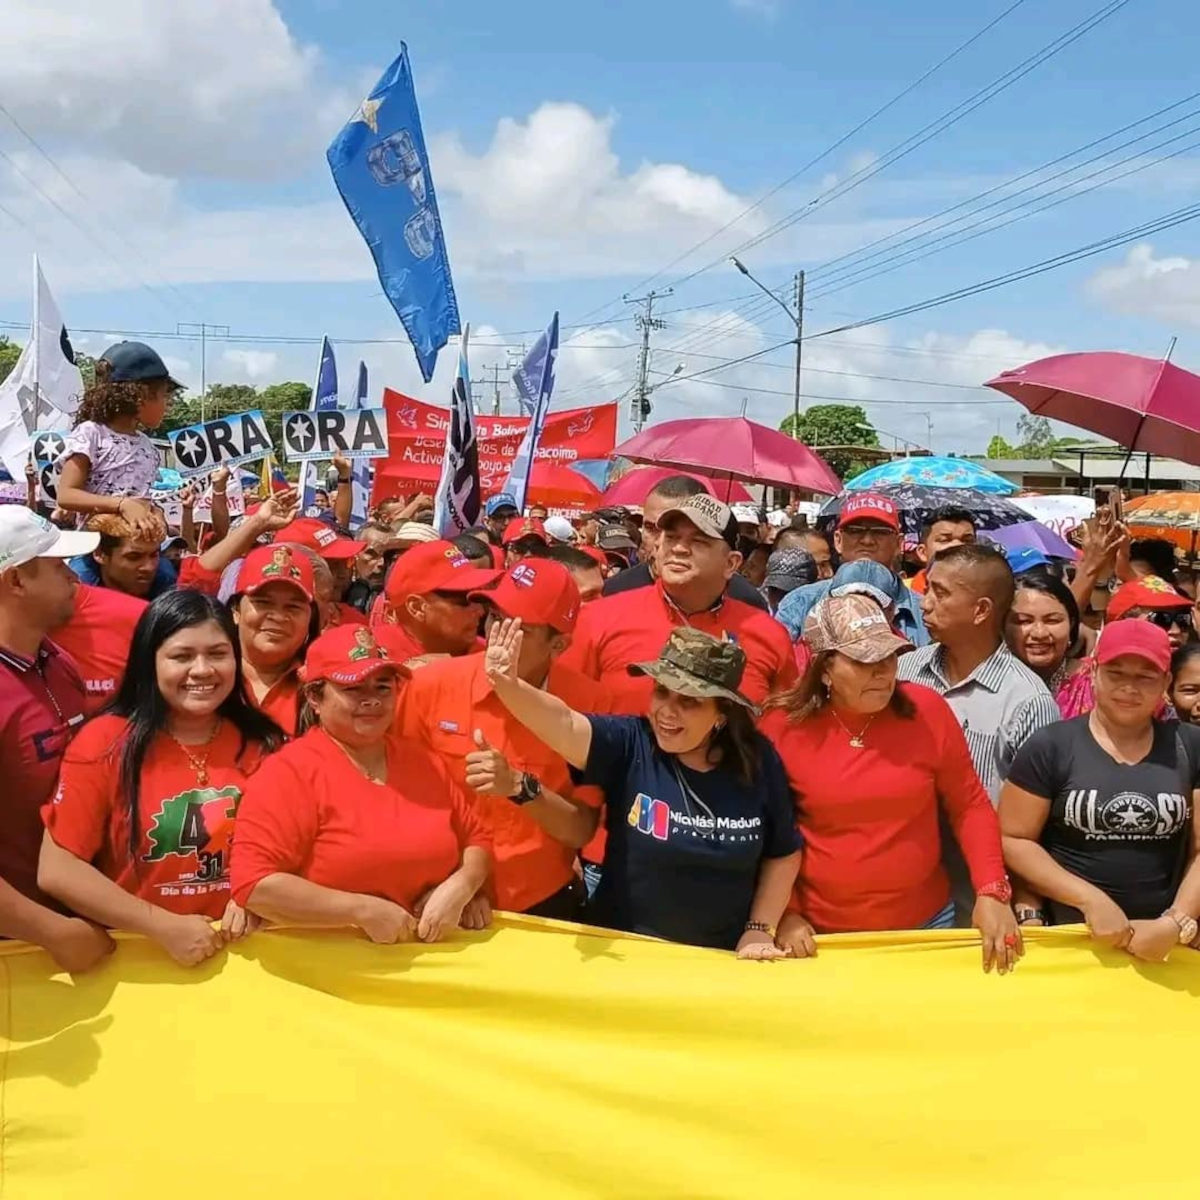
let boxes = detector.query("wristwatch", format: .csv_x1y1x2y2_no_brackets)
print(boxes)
513,773,543,805
977,877,1014,905
1163,908,1199,945
1015,905,1046,925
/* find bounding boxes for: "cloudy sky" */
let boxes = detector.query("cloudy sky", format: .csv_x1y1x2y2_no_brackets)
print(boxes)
1,0,1198,453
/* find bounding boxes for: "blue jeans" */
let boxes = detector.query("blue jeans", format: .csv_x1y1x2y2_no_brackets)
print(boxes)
922,901,956,930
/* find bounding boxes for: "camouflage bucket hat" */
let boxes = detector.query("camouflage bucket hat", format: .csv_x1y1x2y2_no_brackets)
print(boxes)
628,627,755,711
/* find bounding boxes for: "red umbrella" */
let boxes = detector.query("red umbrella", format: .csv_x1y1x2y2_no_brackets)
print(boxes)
600,465,752,507
614,416,842,496
985,352,1200,465
524,462,601,510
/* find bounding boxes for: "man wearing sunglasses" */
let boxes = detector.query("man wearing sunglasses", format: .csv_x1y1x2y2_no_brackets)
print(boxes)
1106,576,1194,651
374,540,500,666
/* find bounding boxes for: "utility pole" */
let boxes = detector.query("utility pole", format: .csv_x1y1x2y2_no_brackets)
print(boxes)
480,364,506,416
791,270,805,436
625,288,672,433
177,322,230,423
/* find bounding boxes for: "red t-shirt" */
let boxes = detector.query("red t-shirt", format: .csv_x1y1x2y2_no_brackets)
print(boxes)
43,715,269,918
759,683,1005,934
230,726,491,911
556,580,797,712
177,555,223,597
396,655,604,912
0,642,87,906
244,670,302,737
332,603,367,627
53,584,146,713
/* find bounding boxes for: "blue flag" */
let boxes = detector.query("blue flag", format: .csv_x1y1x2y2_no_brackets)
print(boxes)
503,313,559,510
326,44,460,384
511,318,558,417
433,326,480,536
342,361,373,526
299,337,339,516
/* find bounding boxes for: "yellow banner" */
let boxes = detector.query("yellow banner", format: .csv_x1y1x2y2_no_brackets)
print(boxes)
1,919,1197,1198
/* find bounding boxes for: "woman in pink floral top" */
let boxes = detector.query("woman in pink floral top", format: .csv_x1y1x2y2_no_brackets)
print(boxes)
56,341,177,540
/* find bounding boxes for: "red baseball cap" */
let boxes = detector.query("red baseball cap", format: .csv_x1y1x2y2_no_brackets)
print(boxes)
300,625,399,685
235,543,315,601
274,517,365,561
471,558,581,634
384,539,500,604
1107,575,1191,620
1096,619,1172,673
502,516,549,547
578,544,609,570
837,493,901,532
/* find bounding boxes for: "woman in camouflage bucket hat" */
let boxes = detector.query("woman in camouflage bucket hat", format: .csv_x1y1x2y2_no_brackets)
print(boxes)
481,618,801,957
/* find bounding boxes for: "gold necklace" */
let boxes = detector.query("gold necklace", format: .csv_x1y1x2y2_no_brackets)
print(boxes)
331,735,388,785
828,708,876,749
169,719,222,785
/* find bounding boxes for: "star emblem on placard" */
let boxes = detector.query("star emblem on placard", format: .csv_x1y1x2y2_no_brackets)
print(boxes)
33,432,64,462
174,430,205,469
287,414,316,451
353,97,382,134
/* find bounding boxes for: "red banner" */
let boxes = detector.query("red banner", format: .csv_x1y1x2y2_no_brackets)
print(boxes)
373,392,617,502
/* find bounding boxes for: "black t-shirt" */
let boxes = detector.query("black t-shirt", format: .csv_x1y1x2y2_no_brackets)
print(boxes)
573,716,799,949
602,560,770,612
1007,717,1199,920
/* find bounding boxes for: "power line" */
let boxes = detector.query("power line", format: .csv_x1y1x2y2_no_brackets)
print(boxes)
810,199,1200,340
568,0,1031,329
657,373,1012,407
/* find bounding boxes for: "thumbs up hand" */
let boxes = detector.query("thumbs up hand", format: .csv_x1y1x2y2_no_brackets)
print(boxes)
464,728,521,798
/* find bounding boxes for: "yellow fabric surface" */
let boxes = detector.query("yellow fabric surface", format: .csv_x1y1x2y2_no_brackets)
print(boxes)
1,919,1198,1198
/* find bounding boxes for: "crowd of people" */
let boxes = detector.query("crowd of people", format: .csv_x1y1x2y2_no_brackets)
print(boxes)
3,338,1199,977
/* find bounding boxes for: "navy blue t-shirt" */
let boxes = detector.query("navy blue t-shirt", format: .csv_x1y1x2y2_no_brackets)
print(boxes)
574,715,800,950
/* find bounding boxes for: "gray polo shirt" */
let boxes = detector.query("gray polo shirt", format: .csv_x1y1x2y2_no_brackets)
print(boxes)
896,642,1060,804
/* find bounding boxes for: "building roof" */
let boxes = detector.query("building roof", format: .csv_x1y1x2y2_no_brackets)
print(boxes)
967,459,1076,474
1057,455,1200,483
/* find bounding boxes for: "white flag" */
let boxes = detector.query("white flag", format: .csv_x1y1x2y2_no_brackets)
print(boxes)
432,325,481,536
0,257,84,477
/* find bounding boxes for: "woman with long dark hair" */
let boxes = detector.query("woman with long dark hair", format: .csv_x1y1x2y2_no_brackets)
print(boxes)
1006,568,1084,699
480,620,800,956
762,593,1020,973
1171,643,1200,725
55,342,177,540
38,590,285,966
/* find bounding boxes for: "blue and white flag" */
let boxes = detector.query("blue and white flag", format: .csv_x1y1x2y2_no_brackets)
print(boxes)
299,337,338,516
342,361,373,526
503,313,559,511
326,44,460,384
433,326,480,536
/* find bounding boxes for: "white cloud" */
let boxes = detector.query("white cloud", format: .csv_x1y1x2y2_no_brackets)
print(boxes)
0,0,351,179
1086,243,1200,330
221,349,280,382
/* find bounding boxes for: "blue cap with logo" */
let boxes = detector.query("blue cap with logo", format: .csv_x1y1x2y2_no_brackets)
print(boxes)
485,492,519,518
100,341,182,390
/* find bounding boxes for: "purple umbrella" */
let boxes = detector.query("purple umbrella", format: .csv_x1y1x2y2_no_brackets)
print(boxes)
984,520,1078,560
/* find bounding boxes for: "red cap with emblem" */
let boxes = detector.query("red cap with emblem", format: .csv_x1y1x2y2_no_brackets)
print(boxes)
836,493,901,532
235,543,315,600
470,558,581,634
300,625,399,685
274,517,365,560
1107,575,1191,620
384,539,500,604
501,516,549,547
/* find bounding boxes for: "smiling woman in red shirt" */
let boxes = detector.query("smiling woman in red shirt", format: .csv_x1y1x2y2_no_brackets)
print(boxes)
231,543,321,735
760,593,1021,975
39,590,286,966
230,625,492,944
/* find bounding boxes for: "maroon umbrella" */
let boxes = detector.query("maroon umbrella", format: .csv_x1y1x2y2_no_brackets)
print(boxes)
985,352,1200,465
614,416,842,497
600,466,753,507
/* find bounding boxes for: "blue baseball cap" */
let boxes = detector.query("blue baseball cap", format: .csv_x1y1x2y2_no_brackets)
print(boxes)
485,492,519,518
101,341,183,390
1006,546,1050,574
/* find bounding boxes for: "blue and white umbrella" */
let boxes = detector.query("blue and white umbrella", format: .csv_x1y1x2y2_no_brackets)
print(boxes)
845,457,1018,495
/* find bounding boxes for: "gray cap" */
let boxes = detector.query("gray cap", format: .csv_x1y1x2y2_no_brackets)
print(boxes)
763,547,818,594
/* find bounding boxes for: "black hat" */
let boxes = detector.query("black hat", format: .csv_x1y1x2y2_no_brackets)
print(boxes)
101,341,182,390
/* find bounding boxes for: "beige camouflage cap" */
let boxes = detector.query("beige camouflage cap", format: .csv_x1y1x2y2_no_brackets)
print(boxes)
804,592,912,664
628,626,755,709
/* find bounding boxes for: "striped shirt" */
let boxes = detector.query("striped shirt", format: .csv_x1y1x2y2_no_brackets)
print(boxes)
896,642,1060,803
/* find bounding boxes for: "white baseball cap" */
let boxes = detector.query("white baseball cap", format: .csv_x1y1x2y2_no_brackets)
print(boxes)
0,508,99,572
543,515,576,544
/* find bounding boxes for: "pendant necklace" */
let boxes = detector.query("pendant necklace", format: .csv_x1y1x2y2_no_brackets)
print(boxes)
170,720,222,786
829,709,876,749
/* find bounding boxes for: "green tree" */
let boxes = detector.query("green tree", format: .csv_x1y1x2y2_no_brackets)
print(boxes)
986,434,1017,459
1015,414,1056,457
0,336,22,385
74,353,97,390
780,404,880,479
258,382,312,450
